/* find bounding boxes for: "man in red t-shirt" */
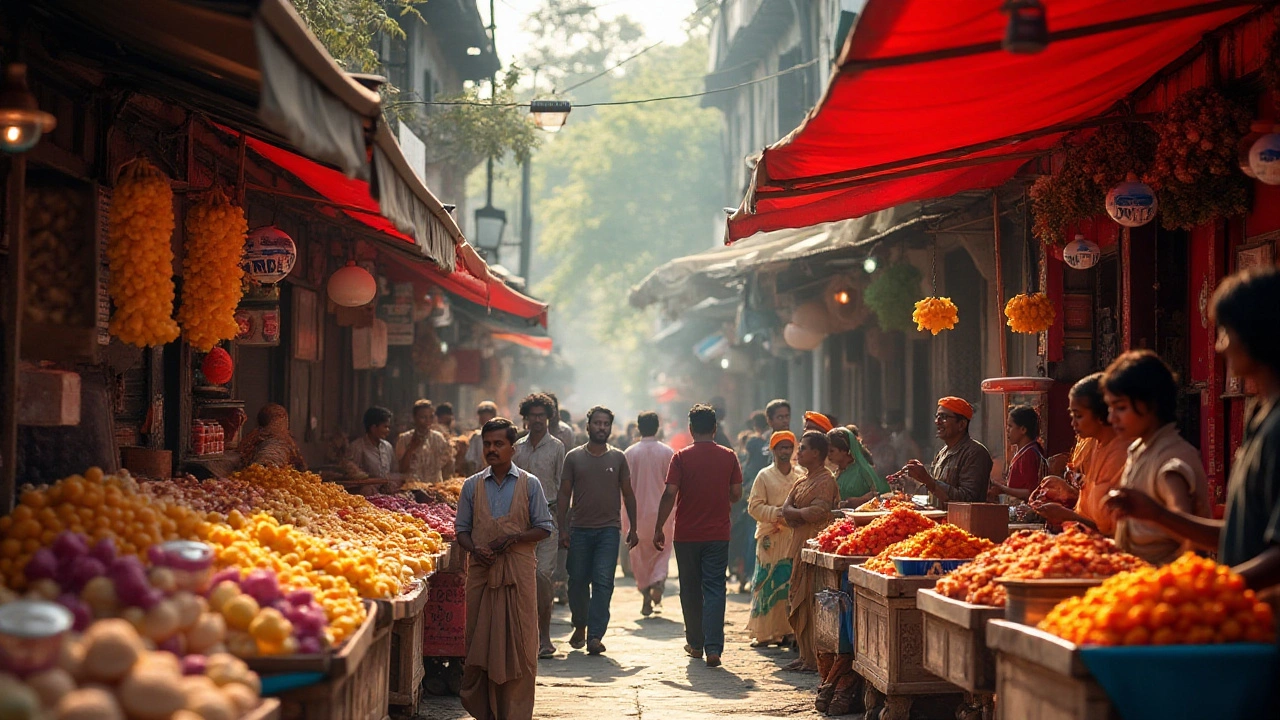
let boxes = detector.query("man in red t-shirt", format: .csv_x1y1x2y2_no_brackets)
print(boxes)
654,403,743,668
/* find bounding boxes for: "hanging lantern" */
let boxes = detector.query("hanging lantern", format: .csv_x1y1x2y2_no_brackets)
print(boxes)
1248,131,1280,185
200,347,234,385
783,323,825,351
327,261,377,307
1063,234,1101,270
242,226,297,284
1105,178,1158,227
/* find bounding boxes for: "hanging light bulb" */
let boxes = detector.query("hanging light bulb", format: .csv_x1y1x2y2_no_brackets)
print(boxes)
0,64,55,154
1002,0,1049,54
327,261,377,307
862,256,879,274
529,99,572,133
834,289,851,305
719,357,730,370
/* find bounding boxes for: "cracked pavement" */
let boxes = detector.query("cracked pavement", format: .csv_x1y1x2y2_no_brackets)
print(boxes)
416,559,825,719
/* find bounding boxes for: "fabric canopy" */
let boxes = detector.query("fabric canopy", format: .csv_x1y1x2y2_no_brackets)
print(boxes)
385,251,549,327
491,332,554,355
727,0,1254,242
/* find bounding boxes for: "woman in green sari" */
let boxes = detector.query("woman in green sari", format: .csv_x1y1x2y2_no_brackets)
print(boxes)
829,426,891,508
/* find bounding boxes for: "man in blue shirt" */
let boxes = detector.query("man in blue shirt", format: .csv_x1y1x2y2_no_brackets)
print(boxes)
456,418,556,720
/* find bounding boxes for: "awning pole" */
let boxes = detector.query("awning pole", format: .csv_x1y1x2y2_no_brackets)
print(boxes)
993,192,1007,377
1,155,26,514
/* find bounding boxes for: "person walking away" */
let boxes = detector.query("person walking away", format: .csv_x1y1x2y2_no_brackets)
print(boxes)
239,403,306,470
464,401,499,476
623,411,676,617
557,406,638,655
830,427,891,508
513,393,566,658
653,404,742,668
1028,373,1128,534
894,397,993,509
348,406,395,491
455,418,555,720
1106,268,1280,599
730,411,771,594
782,431,840,672
549,395,578,450
746,431,801,647
989,405,1048,501
396,399,456,493
1095,350,1210,565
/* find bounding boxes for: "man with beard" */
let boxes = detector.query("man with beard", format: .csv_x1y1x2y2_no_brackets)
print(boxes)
456,418,555,720
557,406,638,655
513,393,566,658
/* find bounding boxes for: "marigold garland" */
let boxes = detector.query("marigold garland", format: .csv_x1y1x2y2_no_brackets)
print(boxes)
107,158,180,347
178,188,248,351
913,296,959,335
1004,292,1055,334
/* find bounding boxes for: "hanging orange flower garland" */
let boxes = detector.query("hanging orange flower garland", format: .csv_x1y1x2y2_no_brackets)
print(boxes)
178,187,248,351
1004,292,1055,334
913,297,959,335
107,158,180,347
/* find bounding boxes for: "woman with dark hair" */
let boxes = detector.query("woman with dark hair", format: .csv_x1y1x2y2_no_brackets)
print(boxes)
1099,350,1209,565
831,426,891,508
990,405,1047,501
1108,267,1280,591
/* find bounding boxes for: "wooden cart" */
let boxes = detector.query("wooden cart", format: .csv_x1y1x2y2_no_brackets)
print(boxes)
848,566,964,720
916,589,1002,720
801,549,866,654
985,619,1117,720
376,578,433,713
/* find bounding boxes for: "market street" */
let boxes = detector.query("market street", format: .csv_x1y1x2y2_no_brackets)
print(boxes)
416,562,824,720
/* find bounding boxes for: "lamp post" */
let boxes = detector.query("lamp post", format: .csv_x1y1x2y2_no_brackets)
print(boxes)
474,0,507,262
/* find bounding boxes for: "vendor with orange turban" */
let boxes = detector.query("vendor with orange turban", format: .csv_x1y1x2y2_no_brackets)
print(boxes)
894,396,993,509
802,411,834,433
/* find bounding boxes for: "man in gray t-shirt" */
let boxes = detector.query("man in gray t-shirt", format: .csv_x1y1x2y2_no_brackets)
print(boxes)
557,406,638,655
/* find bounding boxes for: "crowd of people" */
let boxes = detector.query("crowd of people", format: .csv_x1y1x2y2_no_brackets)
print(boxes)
230,267,1280,720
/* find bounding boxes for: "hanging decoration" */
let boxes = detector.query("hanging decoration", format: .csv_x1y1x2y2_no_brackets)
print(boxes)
1105,175,1158,227
1146,87,1251,230
200,347,234,385
1004,292,1055,333
242,226,297,284
1030,123,1158,245
107,158,180,347
1247,130,1280,185
328,261,378,307
1063,234,1101,270
913,240,957,335
863,263,923,332
178,187,248,351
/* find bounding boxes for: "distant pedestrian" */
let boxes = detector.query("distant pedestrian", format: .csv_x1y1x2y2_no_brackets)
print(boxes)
435,402,457,438
623,411,676,617
396,399,455,493
549,394,578,450
731,411,771,593
654,403,743,668
348,406,394,481
464,400,499,475
783,431,839,672
456,418,555,720
513,393,566,659
557,406,638,655
746,431,801,647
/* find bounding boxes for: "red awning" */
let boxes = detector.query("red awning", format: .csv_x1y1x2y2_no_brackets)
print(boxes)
727,0,1254,242
384,248,549,327
491,332,553,354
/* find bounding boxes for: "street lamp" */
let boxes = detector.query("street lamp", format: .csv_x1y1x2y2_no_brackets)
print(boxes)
0,64,54,154
529,100,572,133
473,204,508,257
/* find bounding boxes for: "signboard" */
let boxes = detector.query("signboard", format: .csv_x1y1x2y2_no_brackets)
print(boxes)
379,282,416,346
421,572,466,657
234,307,281,346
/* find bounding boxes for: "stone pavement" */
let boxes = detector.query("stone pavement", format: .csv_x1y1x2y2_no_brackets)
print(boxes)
416,560,825,719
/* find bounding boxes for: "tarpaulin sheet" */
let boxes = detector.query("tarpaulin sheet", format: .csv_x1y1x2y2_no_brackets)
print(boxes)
491,332,553,354
727,0,1253,242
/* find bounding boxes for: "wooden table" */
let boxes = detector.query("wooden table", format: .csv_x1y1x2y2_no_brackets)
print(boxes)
985,619,1116,720
916,589,1003,720
848,566,964,720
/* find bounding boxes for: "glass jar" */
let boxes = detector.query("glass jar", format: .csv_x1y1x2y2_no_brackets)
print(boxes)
153,540,215,593
0,601,72,676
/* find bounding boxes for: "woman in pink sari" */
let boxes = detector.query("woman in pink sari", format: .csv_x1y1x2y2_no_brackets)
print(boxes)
622,412,677,616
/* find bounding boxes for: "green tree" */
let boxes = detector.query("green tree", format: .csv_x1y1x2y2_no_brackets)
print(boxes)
290,0,426,73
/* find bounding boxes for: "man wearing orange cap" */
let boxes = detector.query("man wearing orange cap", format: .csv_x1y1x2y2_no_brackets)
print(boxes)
895,397,993,509
802,411,835,434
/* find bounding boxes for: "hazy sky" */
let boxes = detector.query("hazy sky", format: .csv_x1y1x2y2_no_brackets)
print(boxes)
483,0,700,67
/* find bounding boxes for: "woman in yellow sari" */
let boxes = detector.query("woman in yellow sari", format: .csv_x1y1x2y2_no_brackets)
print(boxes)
746,431,803,647
782,430,840,672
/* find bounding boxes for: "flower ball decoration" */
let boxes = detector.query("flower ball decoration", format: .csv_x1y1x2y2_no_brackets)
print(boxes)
107,158,180,347
912,297,959,335
178,187,248,351
1004,292,1056,334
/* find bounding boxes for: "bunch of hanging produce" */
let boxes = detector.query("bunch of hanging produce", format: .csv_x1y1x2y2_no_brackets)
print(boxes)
177,188,247,351
1146,87,1252,230
107,159,180,347
912,296,959,335
1030,123,1158,244
862,263,922,332
1004,292,1055,333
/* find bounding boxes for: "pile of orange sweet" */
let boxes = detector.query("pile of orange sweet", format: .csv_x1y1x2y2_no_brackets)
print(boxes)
935,524,1147,607
835,507,936,557
862,524,994,576
1040,553,1274,646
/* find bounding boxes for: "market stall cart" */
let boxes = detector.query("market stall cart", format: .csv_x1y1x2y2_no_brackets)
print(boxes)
916,588,1002,720
377,577,433,712
849,565,963,720
986,619,1115,720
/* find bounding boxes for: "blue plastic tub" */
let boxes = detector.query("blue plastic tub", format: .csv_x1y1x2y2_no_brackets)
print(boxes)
890,557,972,577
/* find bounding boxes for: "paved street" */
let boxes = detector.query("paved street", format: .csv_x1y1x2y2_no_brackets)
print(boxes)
416,560,824,719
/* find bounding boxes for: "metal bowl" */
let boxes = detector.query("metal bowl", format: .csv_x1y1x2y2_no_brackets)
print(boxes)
997,577,1104,626
891,557,973,577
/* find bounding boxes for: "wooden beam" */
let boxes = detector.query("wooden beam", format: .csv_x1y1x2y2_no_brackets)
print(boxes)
1,156,26,513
